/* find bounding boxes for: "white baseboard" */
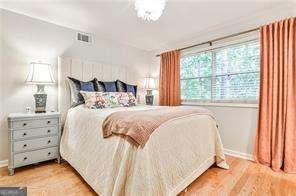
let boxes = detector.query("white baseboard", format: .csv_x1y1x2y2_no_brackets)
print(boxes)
0,159,8,168
0,149,253,168
223,148,254,161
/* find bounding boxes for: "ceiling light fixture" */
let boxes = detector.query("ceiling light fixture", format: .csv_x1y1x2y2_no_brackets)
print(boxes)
135,0,166,21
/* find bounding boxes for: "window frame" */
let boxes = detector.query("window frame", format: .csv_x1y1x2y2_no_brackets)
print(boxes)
180,36,260,105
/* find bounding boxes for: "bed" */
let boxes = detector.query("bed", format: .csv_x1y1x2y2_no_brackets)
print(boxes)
58,57,228,196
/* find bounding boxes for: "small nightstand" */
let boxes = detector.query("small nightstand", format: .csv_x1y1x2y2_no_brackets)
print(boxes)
7,112,61,175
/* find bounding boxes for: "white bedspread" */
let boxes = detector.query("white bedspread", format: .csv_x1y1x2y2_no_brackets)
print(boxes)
60,105,228,196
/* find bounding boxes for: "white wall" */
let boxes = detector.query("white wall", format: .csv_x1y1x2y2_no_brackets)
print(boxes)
0,9,151,161
206,106,257,158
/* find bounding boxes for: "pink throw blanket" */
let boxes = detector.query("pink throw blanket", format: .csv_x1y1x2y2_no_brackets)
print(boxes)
102,106,214,147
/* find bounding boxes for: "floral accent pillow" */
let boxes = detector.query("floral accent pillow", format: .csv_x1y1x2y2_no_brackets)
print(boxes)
116,92,129,106
106,92,121,108
127,92,137,106
80,91,137,109
114,92,137,107
104,92,136,107
80,91,109,109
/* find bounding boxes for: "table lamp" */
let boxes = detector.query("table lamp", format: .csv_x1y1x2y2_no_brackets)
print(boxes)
26,62,55,113
144,77,156,105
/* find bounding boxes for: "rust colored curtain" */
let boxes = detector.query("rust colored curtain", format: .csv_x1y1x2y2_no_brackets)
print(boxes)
159,50,181,106
255,17,296,173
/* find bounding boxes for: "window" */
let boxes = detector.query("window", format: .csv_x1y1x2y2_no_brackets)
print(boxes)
181,40,260,103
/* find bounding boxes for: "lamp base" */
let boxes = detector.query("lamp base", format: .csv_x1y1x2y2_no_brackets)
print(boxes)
145,94,154,105
34,85,47,113
35,110,46,113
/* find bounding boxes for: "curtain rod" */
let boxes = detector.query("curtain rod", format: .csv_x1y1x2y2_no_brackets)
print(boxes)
155,27,260,57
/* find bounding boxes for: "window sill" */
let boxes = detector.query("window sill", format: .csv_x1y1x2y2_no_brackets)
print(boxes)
182,102,258,108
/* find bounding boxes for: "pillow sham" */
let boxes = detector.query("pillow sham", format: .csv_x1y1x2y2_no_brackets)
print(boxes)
67,77,96,107
116,80,137,97
126,84,137,97
116,80,127,92
95,80,105,92
103,82,117,92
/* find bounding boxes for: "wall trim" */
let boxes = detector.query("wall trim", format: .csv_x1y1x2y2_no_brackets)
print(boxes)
0,159,8,168
0,150,254,168
224,148,254,161
0,150,254,171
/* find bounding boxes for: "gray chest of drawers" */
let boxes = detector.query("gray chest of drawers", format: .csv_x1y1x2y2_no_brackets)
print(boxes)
7,112,61,175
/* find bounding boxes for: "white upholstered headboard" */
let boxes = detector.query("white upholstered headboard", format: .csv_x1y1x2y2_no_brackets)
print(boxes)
58,56,137,123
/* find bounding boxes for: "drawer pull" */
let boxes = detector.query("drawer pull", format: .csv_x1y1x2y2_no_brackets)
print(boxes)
47,152,51,156
47,130,51,133
23,133,27,136
23,144,27,148
47,121,51,124
23,157,28,161
47,140,51,144
23,123,27,127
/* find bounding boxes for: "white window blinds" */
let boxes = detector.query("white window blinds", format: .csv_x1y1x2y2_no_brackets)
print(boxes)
180,39,260,103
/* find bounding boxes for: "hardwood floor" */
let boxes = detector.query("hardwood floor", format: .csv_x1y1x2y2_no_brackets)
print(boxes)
1,156,296,196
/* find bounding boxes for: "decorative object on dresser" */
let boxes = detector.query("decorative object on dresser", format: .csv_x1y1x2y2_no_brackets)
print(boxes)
144,77,157,105
7,112,61,175
26,62,55,113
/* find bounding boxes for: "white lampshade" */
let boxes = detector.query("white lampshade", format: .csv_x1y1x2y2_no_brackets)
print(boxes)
26,62,55,84
144,77,157,90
